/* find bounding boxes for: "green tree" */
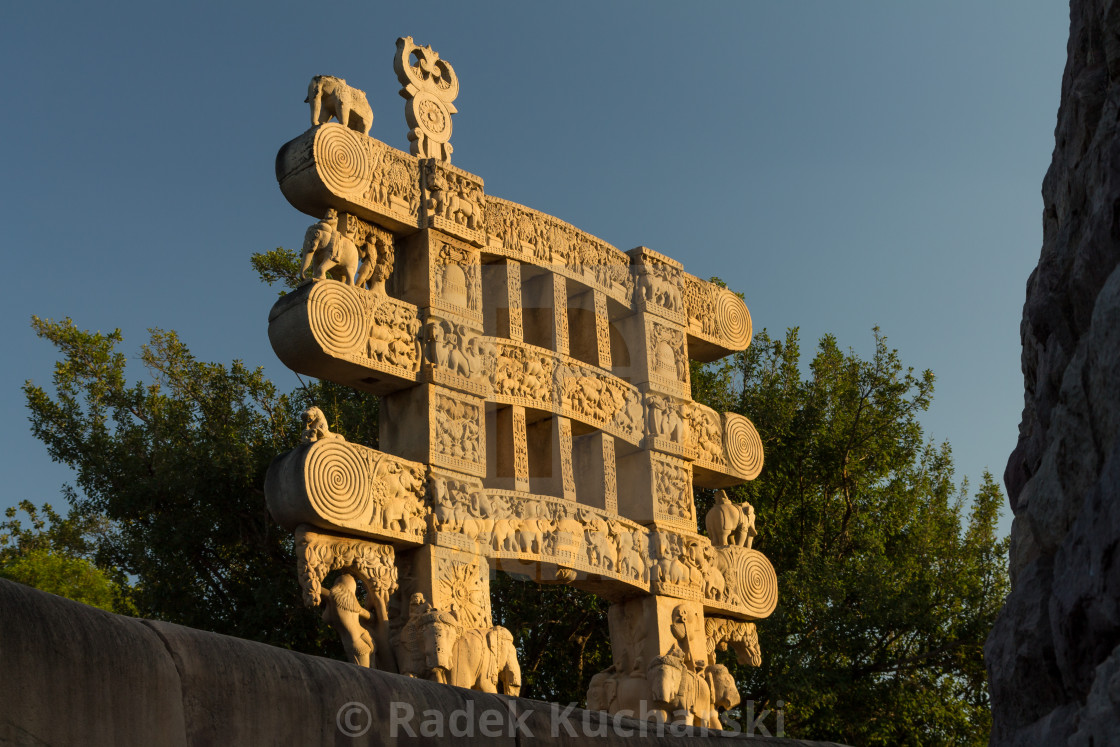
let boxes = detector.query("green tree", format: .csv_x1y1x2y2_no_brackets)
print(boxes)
0,500,134,614
689,328,1008,745
21,315,374,656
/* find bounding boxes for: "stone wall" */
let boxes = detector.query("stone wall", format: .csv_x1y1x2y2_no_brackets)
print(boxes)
986,1,1120,744
0,579,846,745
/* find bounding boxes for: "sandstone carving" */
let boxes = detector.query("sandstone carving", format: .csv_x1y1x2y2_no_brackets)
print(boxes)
321,573,375,666
264,39,775,719
307,75,373,136
705,490,756,548
395,36,459,162
300,405,340,445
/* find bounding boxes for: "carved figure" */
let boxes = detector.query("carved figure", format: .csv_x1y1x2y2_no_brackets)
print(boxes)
414,608,521,695
705,490,757,548
306,75,373,136
448,178,481,229
355,234,394,293
301,406,341,444
314,225,360,285
648,646,714,727
299,209,338,280
706,663,741,712
320,573,374,667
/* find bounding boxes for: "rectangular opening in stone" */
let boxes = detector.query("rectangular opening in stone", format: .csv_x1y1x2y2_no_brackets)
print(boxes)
573,431,609,510
525,410,561,497
607,297,633,383
481,260,513,340
485,403,517,491
521,266,555,351
566,282,600,368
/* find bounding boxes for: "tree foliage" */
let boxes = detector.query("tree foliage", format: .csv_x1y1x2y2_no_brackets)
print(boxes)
1,500,134,614
18,253,1007,743
691,328,1008,745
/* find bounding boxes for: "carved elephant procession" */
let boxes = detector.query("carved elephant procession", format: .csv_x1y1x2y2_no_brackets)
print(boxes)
265,43,777,732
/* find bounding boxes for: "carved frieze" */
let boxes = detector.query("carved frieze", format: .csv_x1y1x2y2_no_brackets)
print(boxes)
682,273,753,360
266,432,428,544
482,196,633,306
277,123,422,232
490,342,553,407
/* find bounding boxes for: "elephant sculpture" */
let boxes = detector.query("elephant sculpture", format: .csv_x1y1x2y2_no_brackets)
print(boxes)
301,211,360,285
704,490,757,548
647,648,714,727
306,75,373,136
412,608,521,695
706,663,741,712
588,651,731,728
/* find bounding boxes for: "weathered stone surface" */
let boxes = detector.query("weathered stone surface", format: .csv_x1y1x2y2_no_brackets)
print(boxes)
0,579,850,745
0,578,187,746
987,1,1120,743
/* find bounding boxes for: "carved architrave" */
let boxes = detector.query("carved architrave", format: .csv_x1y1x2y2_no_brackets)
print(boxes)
431,387,486,476
556,360,643,445
268,281,421,394
489,341,554,409
706,546,778,620
266,437,429,544
682,273,753,360
421,160,487,246
277,124,422,232
723,413,764,481
482,196,633,306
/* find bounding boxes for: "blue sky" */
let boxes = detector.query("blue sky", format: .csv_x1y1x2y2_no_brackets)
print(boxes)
1,2,1067,537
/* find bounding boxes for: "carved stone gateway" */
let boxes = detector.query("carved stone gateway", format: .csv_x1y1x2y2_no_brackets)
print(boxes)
265,38,777,727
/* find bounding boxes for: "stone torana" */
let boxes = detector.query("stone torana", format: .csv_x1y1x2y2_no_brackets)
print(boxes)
264,37,777,727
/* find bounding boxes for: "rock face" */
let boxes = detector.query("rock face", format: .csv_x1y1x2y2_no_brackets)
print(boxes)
987,1,1120,744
